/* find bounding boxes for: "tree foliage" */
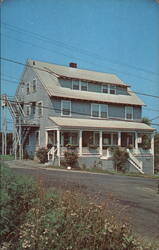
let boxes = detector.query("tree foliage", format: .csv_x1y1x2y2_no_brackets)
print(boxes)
112,147,129,173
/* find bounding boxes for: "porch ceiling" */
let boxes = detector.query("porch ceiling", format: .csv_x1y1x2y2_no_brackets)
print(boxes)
49,117,155,132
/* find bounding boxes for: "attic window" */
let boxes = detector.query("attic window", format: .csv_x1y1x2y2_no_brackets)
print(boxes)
32,79,37,92
110,85,116,94
26,83,30,95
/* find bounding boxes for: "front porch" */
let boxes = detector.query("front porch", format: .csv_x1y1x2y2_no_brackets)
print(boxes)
46,129,154,159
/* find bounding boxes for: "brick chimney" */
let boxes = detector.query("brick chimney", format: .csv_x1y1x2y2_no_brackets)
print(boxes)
69,62,77,68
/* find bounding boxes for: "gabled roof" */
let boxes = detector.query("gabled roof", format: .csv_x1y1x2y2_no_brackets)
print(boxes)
49,117,155,131
28,59,145,106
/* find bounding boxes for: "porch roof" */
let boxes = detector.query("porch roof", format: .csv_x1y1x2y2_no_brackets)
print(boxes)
49,117,155,132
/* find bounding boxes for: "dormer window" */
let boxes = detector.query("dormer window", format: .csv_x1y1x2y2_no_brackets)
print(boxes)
110,85,116,94
102,84,108,93
101,104,108,118
32,79,37,92
72,80,79,90
26,83,30,95
81,81,88,91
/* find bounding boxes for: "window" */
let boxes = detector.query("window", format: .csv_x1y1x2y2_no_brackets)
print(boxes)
103,133,111,145
102,84,108,93
101,104,108,118
81,81,88,91
61,100,71,116
31,102,36,115
91,104,99,117
125,106,133,120
26,105,30,116
36,131,40,146
109,85,116,94
32,79,36,92
72,80,79,90
102,84,116,94
37,102,43,117
26,83,30,95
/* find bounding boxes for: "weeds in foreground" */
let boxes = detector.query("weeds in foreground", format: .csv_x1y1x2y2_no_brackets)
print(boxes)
0,165,158,250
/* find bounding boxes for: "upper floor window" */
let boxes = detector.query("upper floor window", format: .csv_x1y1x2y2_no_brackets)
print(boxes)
91,103,108,118
102,84,116,94
109,85,116,94
32,79,37,92
91,104,99,117
31,102,36,115
81,81,88,91
100,104,108,118
72,80,79,90
125,106,133,120
26,83,30,95
26,105,30,116
61,100,71,116
102,84,108,93
37,102,43,117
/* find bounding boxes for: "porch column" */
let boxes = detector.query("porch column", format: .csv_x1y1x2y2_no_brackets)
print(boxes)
151,133,154,155
135,132,138,153
118,132,121,146
57,129,60,157
99,130,102,155
45,131,48,147
79,130,82,156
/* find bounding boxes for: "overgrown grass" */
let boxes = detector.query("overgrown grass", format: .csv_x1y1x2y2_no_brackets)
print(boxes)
1,164,158,249
0,155,14,161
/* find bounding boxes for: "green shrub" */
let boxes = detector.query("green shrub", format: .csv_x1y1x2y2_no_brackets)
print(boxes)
36,147,48,163
112,147,129,173
64,150,78,168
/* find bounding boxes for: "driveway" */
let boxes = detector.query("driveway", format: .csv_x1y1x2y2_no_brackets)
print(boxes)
5,160,159,241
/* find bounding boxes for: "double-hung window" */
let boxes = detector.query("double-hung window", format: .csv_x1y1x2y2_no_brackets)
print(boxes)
72,80,79,90
37,102,43,117
125,106,133,120
102,84,108,93
81,81,88,91
61,100,71,116
100,104,108,118
26,105,30,116
91,103,108,118
91,104,99,117
109,85,116,94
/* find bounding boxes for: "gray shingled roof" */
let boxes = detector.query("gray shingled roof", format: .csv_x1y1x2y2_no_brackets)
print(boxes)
49,117,154,131
28,59,145,106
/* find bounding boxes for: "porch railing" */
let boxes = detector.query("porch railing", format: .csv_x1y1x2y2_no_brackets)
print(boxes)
127,149,144,174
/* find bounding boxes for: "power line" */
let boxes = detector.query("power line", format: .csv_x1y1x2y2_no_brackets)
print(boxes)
1,56,159,100
1,97,159,127
150,116,159,121
2,21,159,77
1,78,19,84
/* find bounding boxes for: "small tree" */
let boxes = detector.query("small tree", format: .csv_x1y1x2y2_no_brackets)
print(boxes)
64,151,78,168
36,147,48,163
142,117,151,126
112,147,129,173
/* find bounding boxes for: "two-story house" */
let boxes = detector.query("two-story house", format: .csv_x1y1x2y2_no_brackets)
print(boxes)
13,59,155,174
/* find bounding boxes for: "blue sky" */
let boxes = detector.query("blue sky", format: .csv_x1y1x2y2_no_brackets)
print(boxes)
1,0,159,130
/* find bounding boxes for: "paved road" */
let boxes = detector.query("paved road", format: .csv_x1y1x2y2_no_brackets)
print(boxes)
5,160,159,241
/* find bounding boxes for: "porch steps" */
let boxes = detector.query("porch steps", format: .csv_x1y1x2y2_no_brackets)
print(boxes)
127,149,144,174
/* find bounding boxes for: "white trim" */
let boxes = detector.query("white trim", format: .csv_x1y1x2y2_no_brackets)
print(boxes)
101,84,116,94
79,130,82,156
61,100,71,116
80,80,88,91
91,103,108,118
72,80,80,90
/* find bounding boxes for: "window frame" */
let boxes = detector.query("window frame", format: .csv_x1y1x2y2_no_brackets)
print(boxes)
72,80,80,90
37,101,43,117
61,100,71,116
32,78,37,93
91,103,108,118
80,81,88,91
125,106,133,120
102,84,109,93
26,105,30,116
100,104,108,118
26,83,30,95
